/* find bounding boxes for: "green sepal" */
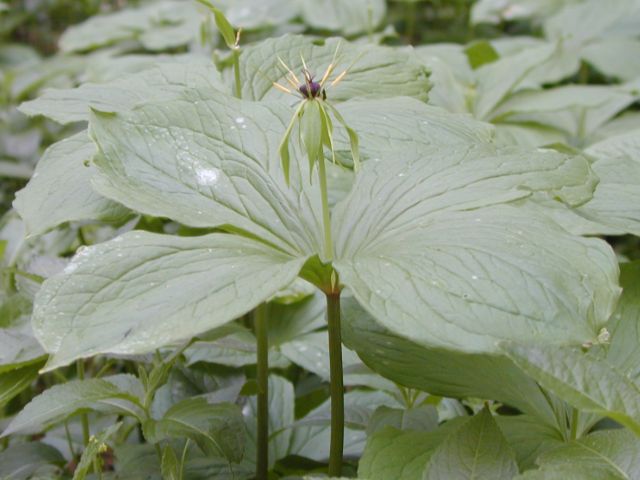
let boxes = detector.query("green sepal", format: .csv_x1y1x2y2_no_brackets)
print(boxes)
278,101,305,185
300,100,324,177
325,102,360,171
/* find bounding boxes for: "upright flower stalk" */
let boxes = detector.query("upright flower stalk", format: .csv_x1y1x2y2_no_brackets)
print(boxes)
276,46,359,261
275,48,359,476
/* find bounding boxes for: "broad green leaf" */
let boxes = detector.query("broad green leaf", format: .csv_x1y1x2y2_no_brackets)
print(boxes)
492,85,637,143
0,314,44,372
89,88,323,257
299,0,386,36
574,130,640,236
0,362,42,408
367,405,439,435
13,131,128,236
606,262,640,377
184,327,290,368
418,53,470,113
0,443,65,480
33,231,306,370
544,0,640,42
7,54,85,101
238,35,430,103
59,0,203,52
474,43,557,120
502,343,640,435
73,422,122,480
244,375,294,468
342,299,560,424
358,420,467,480
423,407,518,480
336,98,495,159
144,398,244,463
471,0,575,25
333,144,618,355
225,0,299,30
266,291,325,345
280,329,393,391
516,429,640,480
496,415,565,470
1,375,144,437
19,61,226,125
582,39,640,81
289,390,399,462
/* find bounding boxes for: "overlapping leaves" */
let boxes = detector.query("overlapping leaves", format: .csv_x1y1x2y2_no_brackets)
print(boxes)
29,78,620,373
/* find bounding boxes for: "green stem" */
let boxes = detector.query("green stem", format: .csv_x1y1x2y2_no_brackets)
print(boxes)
255,304,269,480
326,291,344,477
570,407,580,440
232,48,242,99
317,158,333,262
77,361,90,448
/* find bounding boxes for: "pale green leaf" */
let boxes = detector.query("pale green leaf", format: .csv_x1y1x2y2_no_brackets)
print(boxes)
280,330,391,389
59,0,202,52
471,0,575,25
0,314,44,372
13,131,128,236
89,88,323,257
184,327,290,369
582,39,640,81
266,290,325,344
0,362,42,409
19,61,226,125
342,299,560,424
502,343,640,435
516,429,640,480
336,98,495,159
474,44,556,120
2,375,144,437
544,0,640,42
33,231,306,370
299,0,386,36
333,145,618,354
573,130,640,236
358,420,467,480
496,415,565,470
225,0,299,30
367,405,439,435
606,262,640,378
144,398,244,462
423,407,518,480
0,443,65,480
239,35,430,103
493,85,637,143
289,390,399,462
244,375,294,468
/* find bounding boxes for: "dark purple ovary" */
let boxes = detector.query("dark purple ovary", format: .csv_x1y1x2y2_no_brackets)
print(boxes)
299,81,323,99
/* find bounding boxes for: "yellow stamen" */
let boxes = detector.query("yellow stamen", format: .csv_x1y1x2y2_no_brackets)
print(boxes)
330,69,348,87
272,82,293,94
277,56,301,85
